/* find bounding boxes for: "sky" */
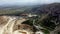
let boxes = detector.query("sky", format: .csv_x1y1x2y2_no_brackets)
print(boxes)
0,0,60,5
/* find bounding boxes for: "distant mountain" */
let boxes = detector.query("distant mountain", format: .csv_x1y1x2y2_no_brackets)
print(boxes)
25,3,60,15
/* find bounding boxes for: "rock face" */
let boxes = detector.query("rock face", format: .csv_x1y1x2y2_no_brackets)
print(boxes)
0,16,34,34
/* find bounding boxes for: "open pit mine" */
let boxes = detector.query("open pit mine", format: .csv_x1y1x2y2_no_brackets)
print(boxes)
0,16,35,34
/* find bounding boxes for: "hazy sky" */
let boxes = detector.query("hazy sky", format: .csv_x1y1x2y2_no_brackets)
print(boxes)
0,0,60,5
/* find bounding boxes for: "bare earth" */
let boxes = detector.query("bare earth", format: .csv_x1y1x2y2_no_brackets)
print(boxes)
0,16,34,34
